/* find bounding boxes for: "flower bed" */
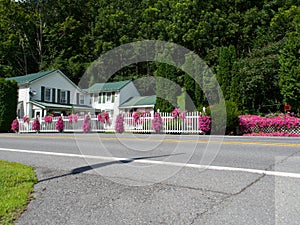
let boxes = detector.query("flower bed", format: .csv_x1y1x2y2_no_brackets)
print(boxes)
239,114,300,136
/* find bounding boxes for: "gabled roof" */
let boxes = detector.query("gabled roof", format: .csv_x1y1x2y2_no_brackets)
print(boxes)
6,70,57,84
84,80,131,93
119,95,156,108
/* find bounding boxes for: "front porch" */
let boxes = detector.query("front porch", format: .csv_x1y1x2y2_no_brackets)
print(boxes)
19,100,93,118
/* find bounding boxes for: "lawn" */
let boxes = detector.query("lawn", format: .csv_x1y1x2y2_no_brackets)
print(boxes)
0,160,37,225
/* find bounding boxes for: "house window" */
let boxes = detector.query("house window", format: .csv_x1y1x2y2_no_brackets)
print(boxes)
94,93,98,103
45,88,51,102
98,93,102,104
90,94,93,104
106,93,111,102
102,93,106,103
112,92,115,103
80,95,84,105
60,90,67,104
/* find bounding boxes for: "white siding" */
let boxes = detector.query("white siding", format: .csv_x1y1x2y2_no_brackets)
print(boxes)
119,82,140,105
29,70,89,105
18,87,30,103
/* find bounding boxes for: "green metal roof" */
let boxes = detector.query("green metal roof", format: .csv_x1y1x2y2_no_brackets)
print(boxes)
30,100,92,110
84,80,131,93
119,95,156,108
6,70,57,84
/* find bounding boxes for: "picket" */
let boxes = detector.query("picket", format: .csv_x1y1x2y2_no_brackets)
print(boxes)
18,112,204,134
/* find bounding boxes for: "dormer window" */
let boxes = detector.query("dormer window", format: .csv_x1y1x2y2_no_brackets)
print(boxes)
106,93,111,102
97,92,115,104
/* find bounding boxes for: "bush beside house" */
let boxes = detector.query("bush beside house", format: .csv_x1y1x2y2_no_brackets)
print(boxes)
206,100,240,135
0,79,18,132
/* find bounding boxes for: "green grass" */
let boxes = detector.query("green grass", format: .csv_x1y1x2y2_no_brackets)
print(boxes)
0,160,37,225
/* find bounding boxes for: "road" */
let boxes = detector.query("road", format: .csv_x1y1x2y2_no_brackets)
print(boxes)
1,133,300,225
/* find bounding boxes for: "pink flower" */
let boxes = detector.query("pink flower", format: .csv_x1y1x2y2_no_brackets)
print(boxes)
115,114,124,133
152,112,162,132
44,115,53,123
56,116,64,132
133,112,141,124
32,118,40,131
172,108,180,119
23,116,30,123
11,119,19,132
239,114,300,135
68,114,78,123
82,115,91,133
198,115,211,133
97,112,110,124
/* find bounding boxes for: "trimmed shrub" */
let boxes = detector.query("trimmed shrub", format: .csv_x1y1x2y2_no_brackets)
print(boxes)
82,115,91,133
56,116,64,132
32,118,40,132
152,112,163,132
207,100,240,135
10,118,19,132
115,114,124,133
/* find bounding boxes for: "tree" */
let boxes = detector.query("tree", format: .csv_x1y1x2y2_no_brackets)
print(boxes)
216,45,237,100
0,79,18,132
274,5,300,113
279,26,300,112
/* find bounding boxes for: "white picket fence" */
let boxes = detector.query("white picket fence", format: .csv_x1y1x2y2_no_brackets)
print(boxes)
18,112,204,134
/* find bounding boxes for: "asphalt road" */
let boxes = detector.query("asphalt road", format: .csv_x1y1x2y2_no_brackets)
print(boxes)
1,133,300,225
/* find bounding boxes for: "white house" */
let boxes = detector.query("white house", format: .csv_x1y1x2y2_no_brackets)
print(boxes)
6,69,92,118
6,70,157,121
84,80,140,121
119,95,156,114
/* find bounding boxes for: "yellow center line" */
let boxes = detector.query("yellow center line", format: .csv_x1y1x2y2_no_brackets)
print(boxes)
1,134,300,147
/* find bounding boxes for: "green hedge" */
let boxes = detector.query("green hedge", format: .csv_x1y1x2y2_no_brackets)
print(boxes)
0,79,18,132
206,100,240,135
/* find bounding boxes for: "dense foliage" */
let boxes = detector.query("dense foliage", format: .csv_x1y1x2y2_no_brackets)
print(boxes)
0,0,299,114
0,78,18,132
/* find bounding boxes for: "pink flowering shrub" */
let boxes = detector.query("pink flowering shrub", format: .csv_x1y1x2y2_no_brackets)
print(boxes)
56,116,64,132
198,115,211,133
97,112,110,124
171,108,181,119
152,112,163,132
239,114,300,135
82,114,91,133
167,108,187,131
68,114,78,123
44,115,53,123
115,114,124,133
243,132,300,137
32,118,40,132
23,115,30,123
133,112,145,124
11,119,19,132
133,112,141,123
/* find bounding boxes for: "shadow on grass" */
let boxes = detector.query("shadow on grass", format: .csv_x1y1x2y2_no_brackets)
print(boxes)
38,153,184,183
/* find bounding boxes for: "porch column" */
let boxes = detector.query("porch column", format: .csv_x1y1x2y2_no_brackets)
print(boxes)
26,102,33,118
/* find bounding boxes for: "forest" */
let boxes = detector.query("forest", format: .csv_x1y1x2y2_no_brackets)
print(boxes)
0,0,299,114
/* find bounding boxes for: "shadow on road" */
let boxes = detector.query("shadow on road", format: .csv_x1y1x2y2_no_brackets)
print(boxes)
38,153,184,183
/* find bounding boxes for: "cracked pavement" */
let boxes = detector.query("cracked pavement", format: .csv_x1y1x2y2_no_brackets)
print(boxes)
1,133,300,224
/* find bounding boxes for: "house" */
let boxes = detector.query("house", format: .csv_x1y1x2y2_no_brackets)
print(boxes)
84,80,140,121
119,95,156,114
6,69,92,118
6,69,157,121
